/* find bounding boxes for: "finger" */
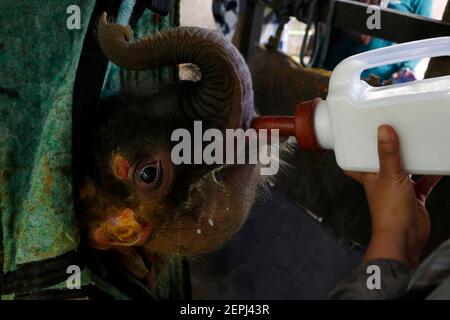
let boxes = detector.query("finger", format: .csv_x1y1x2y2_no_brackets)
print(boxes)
377,125,405,178
414,176,442,203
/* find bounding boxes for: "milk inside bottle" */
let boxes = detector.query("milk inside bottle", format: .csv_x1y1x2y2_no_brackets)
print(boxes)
318,37,450,174
252,37,450,175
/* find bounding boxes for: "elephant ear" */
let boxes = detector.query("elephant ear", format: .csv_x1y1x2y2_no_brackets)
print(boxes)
98,13,255,129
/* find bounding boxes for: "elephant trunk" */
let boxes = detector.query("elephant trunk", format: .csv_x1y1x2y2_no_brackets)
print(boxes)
97,13,254,128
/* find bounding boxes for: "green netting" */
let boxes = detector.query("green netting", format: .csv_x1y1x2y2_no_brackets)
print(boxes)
0,0,185,299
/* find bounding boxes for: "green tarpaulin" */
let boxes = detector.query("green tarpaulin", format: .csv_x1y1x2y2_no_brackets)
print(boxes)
0,0,186,299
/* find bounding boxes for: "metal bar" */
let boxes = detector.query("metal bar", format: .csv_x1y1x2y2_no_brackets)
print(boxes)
251,0,450,44
324,0,450,43
239,1,265,61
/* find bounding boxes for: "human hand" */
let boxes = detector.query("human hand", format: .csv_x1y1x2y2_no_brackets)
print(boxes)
391,68,416,84
345,125,441,268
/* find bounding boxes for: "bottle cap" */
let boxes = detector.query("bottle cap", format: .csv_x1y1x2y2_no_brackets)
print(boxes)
251,99,322,151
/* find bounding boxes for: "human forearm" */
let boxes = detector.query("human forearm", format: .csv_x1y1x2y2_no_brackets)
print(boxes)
363,230,409,266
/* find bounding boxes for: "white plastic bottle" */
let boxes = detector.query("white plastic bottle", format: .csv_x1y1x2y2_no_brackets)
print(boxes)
253,37,450,174
316,36,450,174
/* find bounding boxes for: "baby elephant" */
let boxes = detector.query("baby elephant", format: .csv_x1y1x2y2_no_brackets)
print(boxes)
76,13,261,285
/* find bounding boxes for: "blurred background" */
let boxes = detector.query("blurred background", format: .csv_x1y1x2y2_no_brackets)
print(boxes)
180,0,448,79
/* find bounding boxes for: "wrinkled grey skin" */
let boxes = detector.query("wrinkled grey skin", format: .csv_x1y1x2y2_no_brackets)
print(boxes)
78,14,260,260
98,13,255,129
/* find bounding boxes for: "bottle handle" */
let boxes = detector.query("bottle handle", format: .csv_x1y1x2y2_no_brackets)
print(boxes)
329,37,450,95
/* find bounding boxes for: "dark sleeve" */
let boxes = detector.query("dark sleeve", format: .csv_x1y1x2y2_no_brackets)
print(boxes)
329,259,412,300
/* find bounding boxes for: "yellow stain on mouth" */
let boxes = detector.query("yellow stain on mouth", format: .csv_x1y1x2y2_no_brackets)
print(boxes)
105,208,140,242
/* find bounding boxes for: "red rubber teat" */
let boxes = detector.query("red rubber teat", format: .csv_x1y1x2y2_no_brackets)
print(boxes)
251,98,323,151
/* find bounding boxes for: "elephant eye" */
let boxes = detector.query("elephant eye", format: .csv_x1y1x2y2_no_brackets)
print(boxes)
134,161,161,187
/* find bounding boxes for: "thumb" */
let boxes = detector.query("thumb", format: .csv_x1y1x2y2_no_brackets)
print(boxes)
377,125,405,178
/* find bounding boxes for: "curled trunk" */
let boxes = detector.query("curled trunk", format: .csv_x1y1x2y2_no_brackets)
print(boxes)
98,13,254,128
